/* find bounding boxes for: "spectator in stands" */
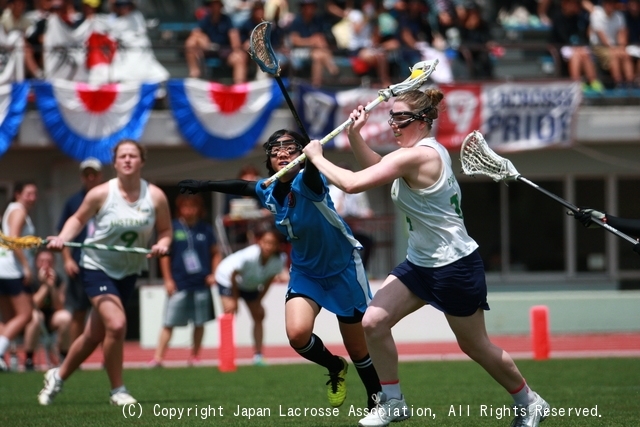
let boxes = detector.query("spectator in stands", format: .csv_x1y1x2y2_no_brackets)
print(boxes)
2,0,45,78
23,249,71,371
458,1,497,79
341,1,392,87
24,0,51,77
625,0,640,84
589,0,635,89
399,0,454,83
185,0,248,84
224,0,253,27
375,0,412,77
264,0,294,27
288,0,339,87
550,0,604,92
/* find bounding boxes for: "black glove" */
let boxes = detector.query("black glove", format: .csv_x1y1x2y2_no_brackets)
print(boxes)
634,242,640,255
572,208,606,229
178,179,210,194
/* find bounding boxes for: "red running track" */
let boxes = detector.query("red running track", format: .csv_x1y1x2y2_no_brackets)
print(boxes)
55,332,640,370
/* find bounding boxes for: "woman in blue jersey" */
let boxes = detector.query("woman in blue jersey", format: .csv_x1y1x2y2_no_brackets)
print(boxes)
303,89,550,427
0,181,38,371
178,129,381,409
39,139,172,406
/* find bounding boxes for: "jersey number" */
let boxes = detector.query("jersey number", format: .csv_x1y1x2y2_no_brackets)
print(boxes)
279,218,299,240
450,193,463,219
120,231,139,247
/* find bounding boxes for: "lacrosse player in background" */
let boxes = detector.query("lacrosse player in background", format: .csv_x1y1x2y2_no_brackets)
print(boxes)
0,181,38,372
178,129,382,410
303,88,550,427
38,140,172,406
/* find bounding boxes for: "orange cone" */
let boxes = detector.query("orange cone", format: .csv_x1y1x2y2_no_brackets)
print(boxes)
530,305,550,360
218,313,236,372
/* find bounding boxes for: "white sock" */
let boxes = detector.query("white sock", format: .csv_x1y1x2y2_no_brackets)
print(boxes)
510,380,536,406
0,335,9,356
53,369,63,382
381,381,402,400
111,385,127,395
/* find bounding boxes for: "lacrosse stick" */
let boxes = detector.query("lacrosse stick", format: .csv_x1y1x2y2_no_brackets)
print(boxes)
0,232,154,254
460,130,639,248
260,59,440,188
249,21,310,141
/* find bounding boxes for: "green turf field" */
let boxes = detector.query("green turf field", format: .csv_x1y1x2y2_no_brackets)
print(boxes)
2,358,639,426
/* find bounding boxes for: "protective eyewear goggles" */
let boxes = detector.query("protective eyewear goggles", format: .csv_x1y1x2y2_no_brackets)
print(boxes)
266,139,303,157
387,111,424,128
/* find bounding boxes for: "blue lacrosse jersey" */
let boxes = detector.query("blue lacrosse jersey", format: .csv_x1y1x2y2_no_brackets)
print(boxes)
255,172,362,279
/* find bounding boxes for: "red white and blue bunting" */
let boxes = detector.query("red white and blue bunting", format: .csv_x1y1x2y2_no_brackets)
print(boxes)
167,78,284,159
32,80,158,162
0,82,29,158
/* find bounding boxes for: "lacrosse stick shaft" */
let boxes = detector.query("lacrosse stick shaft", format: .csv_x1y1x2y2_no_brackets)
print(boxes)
516,176,639,245
274,76,310,141
54,241,153,254
260,95,387,188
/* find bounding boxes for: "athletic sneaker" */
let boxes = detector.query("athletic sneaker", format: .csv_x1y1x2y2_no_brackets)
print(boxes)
110,391,138,406
510,393,550,427
0,356,8,372
253,354,267,366
38,368,63,405
147,358,162,368
25,358,35,372
326,356,348,407
358,392,410,427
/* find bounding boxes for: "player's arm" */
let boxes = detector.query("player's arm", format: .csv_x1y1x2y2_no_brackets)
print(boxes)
302,153,324,195
159,255,176,295
604,215,640,237
49,185,107,247
178,179,257,197
206,243,222,286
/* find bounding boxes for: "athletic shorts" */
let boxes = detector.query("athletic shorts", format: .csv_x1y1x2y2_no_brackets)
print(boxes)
65,274,92,313
0,277,27,296
164,288,215,327
217,284,260,302
391,250,490,317
286,250,371,319
81,268,137,306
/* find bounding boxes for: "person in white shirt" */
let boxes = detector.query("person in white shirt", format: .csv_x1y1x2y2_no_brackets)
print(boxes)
304,88,549,427
215,228,287,365
38,139,172,406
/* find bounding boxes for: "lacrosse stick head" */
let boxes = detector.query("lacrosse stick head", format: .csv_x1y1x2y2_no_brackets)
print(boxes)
384,59,439,98
460,131,521,182
0,232,44,250
249,21,281,76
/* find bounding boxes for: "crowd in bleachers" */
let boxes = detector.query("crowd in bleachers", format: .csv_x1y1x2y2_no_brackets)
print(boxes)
0,0,638,91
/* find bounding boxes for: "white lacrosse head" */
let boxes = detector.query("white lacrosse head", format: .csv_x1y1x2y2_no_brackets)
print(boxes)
460,131,521,182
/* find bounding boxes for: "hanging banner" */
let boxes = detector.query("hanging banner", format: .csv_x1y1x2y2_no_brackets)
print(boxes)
438,81,582,151
167,78,284,159
0,29,25,84
0,82,29,158
297,83,396,151
32,79,158,162
43,12,169,84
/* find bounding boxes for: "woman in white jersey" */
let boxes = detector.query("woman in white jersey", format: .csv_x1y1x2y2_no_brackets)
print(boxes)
38,140,172,406
215,228,287,365
304,89,550,427
0,182,37,371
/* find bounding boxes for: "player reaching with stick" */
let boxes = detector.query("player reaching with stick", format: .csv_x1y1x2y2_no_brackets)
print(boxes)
178,129,382,409
303,88,550,427
574,209,640,252
38,139,172,406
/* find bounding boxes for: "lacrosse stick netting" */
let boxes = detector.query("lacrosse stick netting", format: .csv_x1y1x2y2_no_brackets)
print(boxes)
460,130,521,182
248,21,280,76
260,59,439,188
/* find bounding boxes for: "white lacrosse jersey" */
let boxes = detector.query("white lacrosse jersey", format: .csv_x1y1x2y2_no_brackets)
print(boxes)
391,138,478,268
215,244,286,292
0,202,35,279
81,178,155,279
